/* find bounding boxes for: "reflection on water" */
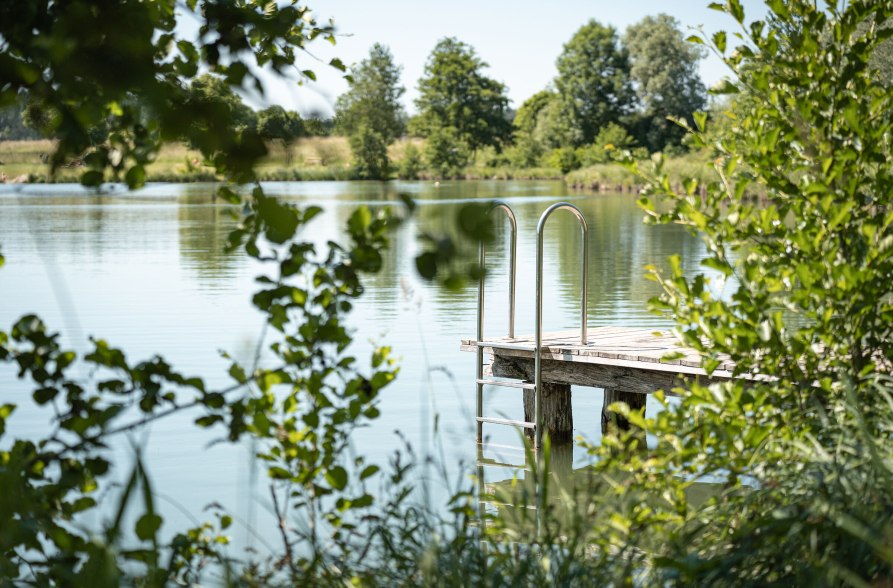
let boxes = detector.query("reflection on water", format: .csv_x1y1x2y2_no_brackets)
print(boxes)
0,180,705,548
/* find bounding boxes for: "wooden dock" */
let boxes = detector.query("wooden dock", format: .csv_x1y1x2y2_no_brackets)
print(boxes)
461,326,734,440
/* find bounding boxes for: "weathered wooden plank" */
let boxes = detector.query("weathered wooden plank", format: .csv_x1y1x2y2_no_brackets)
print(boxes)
490,355,732,395
460,326,736,378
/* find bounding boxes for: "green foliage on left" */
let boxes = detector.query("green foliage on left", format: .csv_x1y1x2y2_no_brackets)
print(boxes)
0,0,340,188
0,194,403,583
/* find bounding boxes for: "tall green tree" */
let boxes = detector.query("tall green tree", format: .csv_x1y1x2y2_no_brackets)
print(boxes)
412,37,511,153
257,105,303,164
335,43,406,143
554,20,634,147
624,14,707,152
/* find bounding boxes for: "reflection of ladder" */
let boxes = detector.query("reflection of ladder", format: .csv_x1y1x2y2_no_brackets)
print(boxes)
474,201,589,450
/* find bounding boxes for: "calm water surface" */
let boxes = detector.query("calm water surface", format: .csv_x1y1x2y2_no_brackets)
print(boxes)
0,180,705,548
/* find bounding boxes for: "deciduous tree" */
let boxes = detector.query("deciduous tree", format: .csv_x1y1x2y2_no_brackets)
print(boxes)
554,20,634,147
335,43,406,144
624,14,707,152
412,37,511,153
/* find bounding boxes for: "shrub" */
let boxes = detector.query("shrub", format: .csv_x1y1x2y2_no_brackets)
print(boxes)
423,126,470,178
349,125,389,180
396,142,423,179
544,146,580,173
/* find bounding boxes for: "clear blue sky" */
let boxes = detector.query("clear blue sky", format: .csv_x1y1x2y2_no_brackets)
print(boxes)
256,0,769,116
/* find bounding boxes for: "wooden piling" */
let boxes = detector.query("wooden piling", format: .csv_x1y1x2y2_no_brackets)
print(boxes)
522,381,573,443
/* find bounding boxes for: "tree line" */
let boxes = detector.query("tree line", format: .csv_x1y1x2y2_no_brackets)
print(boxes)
1,14,705,180
337,14,707,178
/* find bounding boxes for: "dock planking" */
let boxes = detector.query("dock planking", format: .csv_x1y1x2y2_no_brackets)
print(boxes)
463,326,736,440
461,326,735,390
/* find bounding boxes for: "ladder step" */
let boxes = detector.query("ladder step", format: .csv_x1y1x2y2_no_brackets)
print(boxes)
476,459,531,471
476,416,535,429
480,499,538,510
476,340,536,351
476,378,535,390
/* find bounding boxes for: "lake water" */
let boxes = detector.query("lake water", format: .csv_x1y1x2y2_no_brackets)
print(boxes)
0,180,705,549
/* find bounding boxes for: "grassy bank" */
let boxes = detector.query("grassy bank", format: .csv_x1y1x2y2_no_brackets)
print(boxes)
0,137,359,184
1,138,713,189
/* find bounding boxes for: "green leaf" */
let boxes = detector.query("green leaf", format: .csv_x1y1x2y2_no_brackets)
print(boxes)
33,387,58,405
713,31,727,53
124,165,146,189
229,363,248,384
348,206,372,235
729,0,745,23
217,186,241,205
80,170,104,187
415,251,438,280
325,466,348,491
135,513,162,541
710,79,739,95
693,111,708,132
359,465,379,480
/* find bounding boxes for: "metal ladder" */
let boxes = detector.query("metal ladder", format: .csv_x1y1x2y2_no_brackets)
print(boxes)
475,201,589,450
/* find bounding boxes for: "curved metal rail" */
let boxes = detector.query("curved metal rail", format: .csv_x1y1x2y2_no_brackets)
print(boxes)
534,202,588,448
476,201,518,442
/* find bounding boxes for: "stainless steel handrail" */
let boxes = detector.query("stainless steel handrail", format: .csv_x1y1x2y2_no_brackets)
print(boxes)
476,201,518,442
534,202,588,449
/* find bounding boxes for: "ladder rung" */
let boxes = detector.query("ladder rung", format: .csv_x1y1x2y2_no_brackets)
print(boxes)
481,500,538,510
476,340,536,351
476,416,535,429
476,459,531,471
476,378,535,390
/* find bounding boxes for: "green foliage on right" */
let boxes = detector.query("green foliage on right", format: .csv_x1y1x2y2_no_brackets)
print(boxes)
606,0,893,583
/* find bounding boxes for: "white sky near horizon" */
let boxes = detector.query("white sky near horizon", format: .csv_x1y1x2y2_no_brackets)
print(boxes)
248,0,770,117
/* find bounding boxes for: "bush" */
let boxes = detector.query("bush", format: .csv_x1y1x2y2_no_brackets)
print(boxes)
544,146,580,173
349,125,390,180
577,122,637,166
423,126,470,178
396,142,423,179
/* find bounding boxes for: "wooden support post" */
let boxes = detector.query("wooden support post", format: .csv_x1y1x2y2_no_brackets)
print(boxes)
523,381,573,444
601,388,646,438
